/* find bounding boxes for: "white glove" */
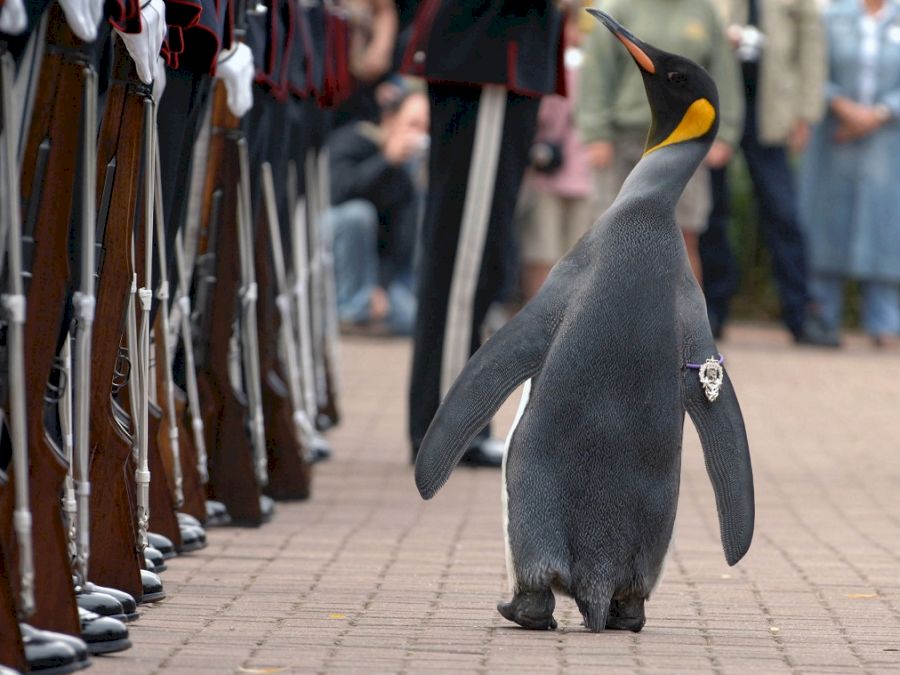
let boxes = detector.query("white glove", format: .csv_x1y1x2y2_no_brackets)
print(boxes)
115,0,166,85
58,0,103,42
152,56,166,100
0,0,28,36
215,43,254,118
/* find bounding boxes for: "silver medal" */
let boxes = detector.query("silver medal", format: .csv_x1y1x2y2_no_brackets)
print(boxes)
698,357,724,402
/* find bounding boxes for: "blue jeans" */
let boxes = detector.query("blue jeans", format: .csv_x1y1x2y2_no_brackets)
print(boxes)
810,275,900,338
325,200,379,325
324,200,417,334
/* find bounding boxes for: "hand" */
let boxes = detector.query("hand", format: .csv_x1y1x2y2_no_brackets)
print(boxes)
349,0,396,83
586,141,615,170
725,24,744,49
0,0,27,36
831,98,888,143
115,0,166,85
704,140,733,169
215,43,255,118
383,129,426,165
830,95,864,124
352,44,393,84
788,119,810,154
58,0,103,42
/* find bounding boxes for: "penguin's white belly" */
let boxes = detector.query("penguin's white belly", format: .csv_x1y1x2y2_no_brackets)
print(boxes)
502,378,532,594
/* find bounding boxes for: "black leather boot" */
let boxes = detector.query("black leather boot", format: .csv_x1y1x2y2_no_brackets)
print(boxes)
144,545,167,573
205,500,231,526
78,608,131,655
139,569,166,603
147,532,176,560
260,495,275,523
81,582,139,621
178,524,206,552
19,623,88,674
75,588,126,623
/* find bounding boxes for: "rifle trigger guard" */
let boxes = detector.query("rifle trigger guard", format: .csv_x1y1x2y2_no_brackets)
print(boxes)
1,293,26,323
73,292,96,322
157,281,169,301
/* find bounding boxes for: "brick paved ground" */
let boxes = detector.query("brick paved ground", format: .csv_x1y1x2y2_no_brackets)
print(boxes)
91,324,900,674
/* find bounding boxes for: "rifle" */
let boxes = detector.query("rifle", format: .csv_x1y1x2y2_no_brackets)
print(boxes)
194,79,264,525
153,148,185,511
59,336,78,572
85,37,150,600
146,315,183,547
70,30,99,594
0,5,93,634
1,43,33,618
236,138,268,490
287,159,328,457
130,137,182,550
305,148,341,429
132,90,155,556
0,530,25,670
169,230,209,523
0,45,27,672
258,160,312,499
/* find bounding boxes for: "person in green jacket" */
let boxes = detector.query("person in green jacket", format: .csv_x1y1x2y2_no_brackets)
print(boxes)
577,0,744,282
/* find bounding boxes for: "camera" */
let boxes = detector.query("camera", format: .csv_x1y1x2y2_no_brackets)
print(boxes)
727,24,767,62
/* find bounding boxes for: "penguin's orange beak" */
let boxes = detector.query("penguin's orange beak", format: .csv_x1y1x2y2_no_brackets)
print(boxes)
586,8,657,75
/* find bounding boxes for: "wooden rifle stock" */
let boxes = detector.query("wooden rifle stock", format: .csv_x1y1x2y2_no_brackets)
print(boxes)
85,38,149,600
147,313,183,547
195,82,263,524
0,6,91,635
0,529,25,670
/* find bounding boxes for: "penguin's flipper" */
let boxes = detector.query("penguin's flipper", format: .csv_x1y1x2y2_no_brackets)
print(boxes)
415,299,563,500
684,370,755,566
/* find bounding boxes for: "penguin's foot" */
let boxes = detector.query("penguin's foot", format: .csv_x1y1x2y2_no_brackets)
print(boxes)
605,597,646,633
497,589,557,630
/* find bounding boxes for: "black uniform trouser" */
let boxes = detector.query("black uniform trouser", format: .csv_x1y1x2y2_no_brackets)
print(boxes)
408,82,539,448
154,66,211,322
248,95,329,269
155,68,210,391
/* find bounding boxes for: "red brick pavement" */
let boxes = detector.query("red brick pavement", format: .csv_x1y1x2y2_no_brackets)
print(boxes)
90,325,900,674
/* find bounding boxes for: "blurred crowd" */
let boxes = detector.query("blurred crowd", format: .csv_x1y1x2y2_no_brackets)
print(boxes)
323,0,900,349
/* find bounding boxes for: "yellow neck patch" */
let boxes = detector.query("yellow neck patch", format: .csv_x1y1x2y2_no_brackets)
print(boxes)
644,98,716,156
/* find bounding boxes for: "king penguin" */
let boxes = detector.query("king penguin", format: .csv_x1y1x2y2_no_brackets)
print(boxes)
413,10,755,633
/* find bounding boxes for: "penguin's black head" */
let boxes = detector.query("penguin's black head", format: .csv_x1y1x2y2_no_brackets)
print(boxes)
586,8,720,156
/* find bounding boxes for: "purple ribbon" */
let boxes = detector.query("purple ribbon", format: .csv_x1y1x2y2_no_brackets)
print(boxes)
685,353,724,370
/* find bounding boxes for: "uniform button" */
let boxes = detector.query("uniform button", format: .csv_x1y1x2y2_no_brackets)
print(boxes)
413,51,426,64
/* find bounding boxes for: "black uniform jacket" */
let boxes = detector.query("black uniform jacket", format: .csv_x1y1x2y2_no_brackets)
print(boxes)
400,0,565,97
